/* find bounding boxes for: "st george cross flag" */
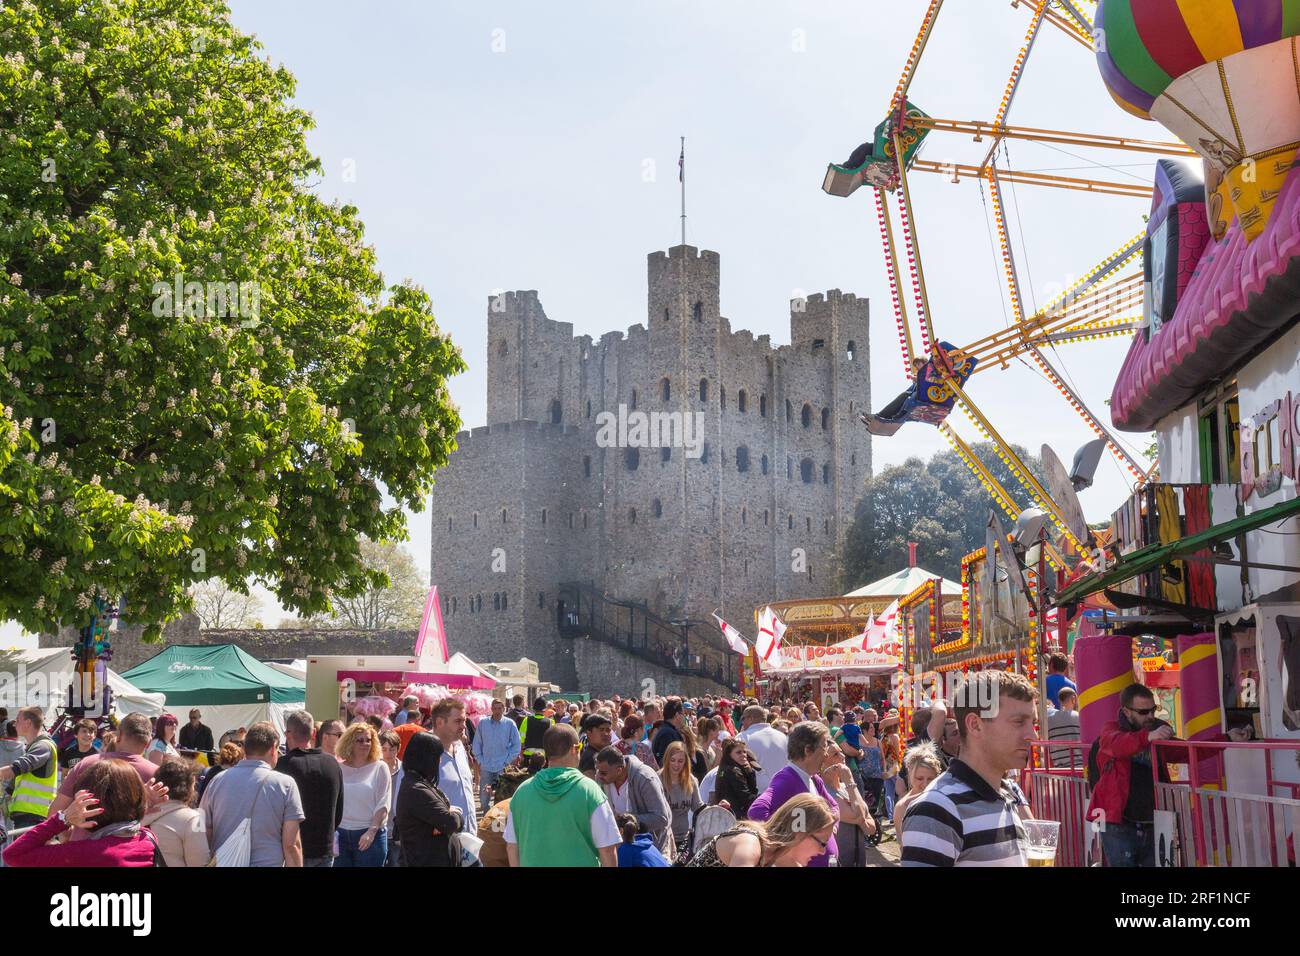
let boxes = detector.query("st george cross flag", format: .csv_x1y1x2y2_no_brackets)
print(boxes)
756,606,785,668
712,612,750,656
862,599,899,651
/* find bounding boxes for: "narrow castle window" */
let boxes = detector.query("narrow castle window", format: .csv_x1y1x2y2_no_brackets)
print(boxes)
661,377,670,402
761,454,769,475
585,399,592,418
786,399,793,423
788,514,793,530
550,399,562,424
664,307,669,323
800,458,813,483
851,453,856,467
764,510,770,526
448,517,452,533
699,379,709,402
701,442,710,464
583,512,588,529
502,592,508,610
738,390,747,414
846,340,856,361
653,498,662,518
501,508,507,524
541,508,547,525
787,457,793,480
742,507,747,525
802,404,812,428
822,464,830,484
629,507,637,525
452,597,457,613
539,592,545,608
473,512,478,529
760,394,767,417
631,388,638,410
821,407,830,430
625,447,640,471
720,386,725,411
476,594,483,613
693,301,702,322
584,455,591,477
736,446,750,472
493,593,501,611
824,518,830,534
498,339,508,358
568,512,574,529
661,446,671,463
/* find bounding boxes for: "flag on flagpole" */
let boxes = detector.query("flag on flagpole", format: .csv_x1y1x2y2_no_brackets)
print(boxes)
862,599,899,651
756,606,785,668
712,612,750,656
678,141,685,182
858,613,876,648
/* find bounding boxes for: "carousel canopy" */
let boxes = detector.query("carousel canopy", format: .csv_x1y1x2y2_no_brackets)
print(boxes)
844,566,960,599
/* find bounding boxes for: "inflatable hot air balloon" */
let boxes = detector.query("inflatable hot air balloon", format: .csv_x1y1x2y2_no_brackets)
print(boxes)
1095,0,1300,242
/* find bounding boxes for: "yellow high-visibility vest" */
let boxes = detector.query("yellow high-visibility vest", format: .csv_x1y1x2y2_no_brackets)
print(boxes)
10,735,57,818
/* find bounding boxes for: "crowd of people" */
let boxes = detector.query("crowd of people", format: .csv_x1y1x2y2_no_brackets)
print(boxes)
0,649,1205,867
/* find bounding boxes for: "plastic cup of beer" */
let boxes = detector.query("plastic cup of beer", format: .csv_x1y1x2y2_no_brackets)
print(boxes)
1023,819,1060,867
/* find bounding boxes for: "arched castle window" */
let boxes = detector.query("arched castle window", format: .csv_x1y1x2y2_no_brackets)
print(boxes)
625,447,640,471
761,454,769,475
583,455,591,477
822,464,830,484
473,512,478,529
502,592,508,610
493,593,501,611
788,514,794,530
693,301,702,322
846,340,856,361
738,390,747,414
541,508,547,525
653,498,662,518
701,443,710,464
786,399,793,422
631,388,638,410
661,446,671,463
800,458,813,483
736,446,750,472
720,386,725,411
821,407,829,430
661,377,670,402
585,399,592,418
699,379,709,402
498,339,508,358
764,509,770,526
802,404,812,428
742,507,747,524
550,399,562,424
760,394,767,417
628,507,637,525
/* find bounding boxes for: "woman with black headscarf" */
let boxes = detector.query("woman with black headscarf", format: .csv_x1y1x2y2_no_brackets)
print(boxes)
396,732,463,867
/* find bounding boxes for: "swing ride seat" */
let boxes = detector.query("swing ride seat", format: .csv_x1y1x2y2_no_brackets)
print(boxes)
823,160,872,198
859,412,904,436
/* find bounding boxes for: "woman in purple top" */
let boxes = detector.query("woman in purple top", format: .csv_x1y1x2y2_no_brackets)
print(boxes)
747,721,840,867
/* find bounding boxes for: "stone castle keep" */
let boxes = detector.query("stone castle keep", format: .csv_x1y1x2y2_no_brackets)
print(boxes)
427,244,871,693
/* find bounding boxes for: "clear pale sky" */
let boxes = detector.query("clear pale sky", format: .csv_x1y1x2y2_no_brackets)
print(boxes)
5,0,1169,646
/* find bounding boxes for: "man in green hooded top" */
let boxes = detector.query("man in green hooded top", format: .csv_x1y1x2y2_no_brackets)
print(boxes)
505,723,620,867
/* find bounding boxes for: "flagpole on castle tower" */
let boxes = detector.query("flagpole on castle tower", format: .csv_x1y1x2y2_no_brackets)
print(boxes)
679,135,686,247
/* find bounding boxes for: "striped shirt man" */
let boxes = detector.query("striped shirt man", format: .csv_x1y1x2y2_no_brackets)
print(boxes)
900,758,1029,866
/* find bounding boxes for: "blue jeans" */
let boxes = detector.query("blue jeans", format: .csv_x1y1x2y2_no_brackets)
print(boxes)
1102,821,1155,867
335,827,388,868
882,776,898,819
479,769,501,812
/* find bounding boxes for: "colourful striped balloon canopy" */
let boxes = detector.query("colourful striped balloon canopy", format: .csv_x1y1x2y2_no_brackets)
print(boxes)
1094,0,1300,119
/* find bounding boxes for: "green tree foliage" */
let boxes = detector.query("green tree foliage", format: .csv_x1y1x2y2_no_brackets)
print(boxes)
838,443,1045,589
0,1,465,640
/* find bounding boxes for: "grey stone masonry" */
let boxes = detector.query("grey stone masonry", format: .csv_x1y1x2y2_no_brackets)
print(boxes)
430,244,870,692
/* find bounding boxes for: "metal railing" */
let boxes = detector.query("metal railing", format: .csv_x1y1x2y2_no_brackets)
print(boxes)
1153,739,1300,867
556,582,736,689
1021,739,1095,867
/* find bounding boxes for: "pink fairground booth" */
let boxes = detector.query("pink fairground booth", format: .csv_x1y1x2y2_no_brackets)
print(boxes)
305,586,497,723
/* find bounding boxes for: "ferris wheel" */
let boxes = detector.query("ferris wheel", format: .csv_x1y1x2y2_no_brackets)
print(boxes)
823,0,1194,567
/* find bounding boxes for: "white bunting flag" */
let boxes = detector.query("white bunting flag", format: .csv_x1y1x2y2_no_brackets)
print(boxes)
712,612,750,656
